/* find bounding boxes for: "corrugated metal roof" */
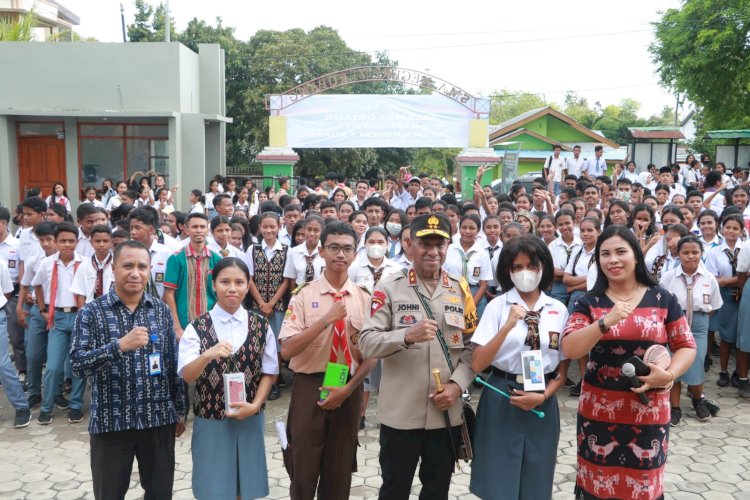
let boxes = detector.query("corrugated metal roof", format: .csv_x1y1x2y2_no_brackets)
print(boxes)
705,130,750,139
495,147,627,161
628,127,684,139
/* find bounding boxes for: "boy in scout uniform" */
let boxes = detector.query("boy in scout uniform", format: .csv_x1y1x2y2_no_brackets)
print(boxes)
279,221,376,500
359,213,477,500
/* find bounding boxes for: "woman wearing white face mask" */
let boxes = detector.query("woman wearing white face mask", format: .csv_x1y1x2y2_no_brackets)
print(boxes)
347,226,401,429
384,209,407,259
470,234,570,500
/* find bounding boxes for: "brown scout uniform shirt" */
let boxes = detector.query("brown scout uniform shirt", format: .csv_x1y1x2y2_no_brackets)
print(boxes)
359,268,477,430
278,274,369,373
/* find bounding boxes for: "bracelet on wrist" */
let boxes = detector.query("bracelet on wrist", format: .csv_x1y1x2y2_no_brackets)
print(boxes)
322,318,330,329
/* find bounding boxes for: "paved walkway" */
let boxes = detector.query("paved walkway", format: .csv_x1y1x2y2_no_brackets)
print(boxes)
0,357,748,499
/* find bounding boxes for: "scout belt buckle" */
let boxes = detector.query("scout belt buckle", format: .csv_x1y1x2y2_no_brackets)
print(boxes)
60,307,75,313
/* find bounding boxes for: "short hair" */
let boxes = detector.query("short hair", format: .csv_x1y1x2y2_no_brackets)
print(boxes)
284,204,302,215
213,193,232,208
594,145,603,152
460,203,479,215
560,187,577,200
54,221,79,239
617,178,632,186
482,214,501,228
113,240,150,263
364,226,388,241
552,144,562,150
210,215,232,231
112,229,129,241
90,225,112,238
259,200,282,215
76,202,99,220
496,234,555,293
324,172,338,182
361,197,388,214
122,190,137,201
34,221,57,237
319,200,338,212
564,174,578,182
665,223,689,238
278,176,289,187
414,197,433,212
704,171,722,188
21,196,47,214
573,145,581,150
129,206,159,229
186,212,209,225
0,206,9,222
320,220,357,247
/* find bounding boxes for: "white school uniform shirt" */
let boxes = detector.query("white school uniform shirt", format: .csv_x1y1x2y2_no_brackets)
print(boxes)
278,227,292,247
161,233,183,253
485,242,502,287
736,241,750,274
703,190,725,214
348,254,401,293
451,231,487,248
106,195,122,212
392,252,412,269
471,288,568,373
548,236,583,273
18,226,42,268
622,171,640,183
31,252,83,307
0,259,13,309
204,192,218,210
583,157,607,177
178,304,279,377
190,202,205,215
283,243,324,285
208,239,245,261
386,237,402,259
443,241,493,286
81,199,106,209
566,157,585,178
46,195,71,213
77,229,95,258
0,234,20,284
644,245,681,274
246,239,285,276
149,240,173,299
544,155,566,182
565,245,595,279
20,252,44,288
659,263,722,313
69,253,115,303
704,241,744,280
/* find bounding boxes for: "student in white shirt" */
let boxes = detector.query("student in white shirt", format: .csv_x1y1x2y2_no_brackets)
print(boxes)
565,145,585,178
151,188,175,220
70,226,114,307
582,145,606,178
646,223,688,281
282,215,325,287
697,210,723,252
443,214,493,316
548,210,582,306
543,144,566,195
482,215,502,303
660,235,722,422
348,227,401,294
384,210,406,259
391,224,414,269
128,207,173,299
45,183,72,214
80,187,106,209
208,216,245,260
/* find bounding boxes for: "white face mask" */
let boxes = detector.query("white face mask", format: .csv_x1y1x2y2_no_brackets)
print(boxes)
366,244,386,259
510,269,543,293
386,222,402,236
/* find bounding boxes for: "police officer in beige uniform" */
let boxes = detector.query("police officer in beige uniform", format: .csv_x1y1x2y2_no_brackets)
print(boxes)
359,213,477,500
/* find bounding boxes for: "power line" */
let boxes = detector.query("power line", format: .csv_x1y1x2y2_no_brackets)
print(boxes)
347,24,652,39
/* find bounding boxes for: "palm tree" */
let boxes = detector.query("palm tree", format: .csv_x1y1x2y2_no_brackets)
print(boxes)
0,7,38,41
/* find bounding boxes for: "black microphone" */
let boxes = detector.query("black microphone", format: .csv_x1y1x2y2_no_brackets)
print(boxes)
622,362,650,405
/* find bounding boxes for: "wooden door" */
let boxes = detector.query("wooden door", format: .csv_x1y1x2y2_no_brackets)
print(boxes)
18,136,66,199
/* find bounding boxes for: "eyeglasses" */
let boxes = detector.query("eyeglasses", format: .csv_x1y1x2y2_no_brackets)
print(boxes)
324,244,356,256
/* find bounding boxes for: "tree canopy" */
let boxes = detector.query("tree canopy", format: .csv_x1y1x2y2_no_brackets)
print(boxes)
650,0,750,131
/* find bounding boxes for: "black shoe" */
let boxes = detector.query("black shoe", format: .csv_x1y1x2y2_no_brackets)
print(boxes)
359,416,366,430
710,342,720,356
731,371,741,388
704,399,720,417
717,371,730,387
692,398,711,421
68,409,84,424
18,372,28,392
563,377,577,389
27,394,42,410
704,354,712,373
63,378,72,395
54,394,70,410
738,378,750,398
13,409,31,429
570,381,582,397
268,383,280,401
670,407,682,427
37,412,52,425
278,374,287,388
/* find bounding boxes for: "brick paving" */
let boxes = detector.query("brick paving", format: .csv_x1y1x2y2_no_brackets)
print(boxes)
0,357,749,499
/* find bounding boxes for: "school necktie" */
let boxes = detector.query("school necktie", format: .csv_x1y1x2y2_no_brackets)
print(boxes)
93,253,112,299
304,255,316,283
220,248,230,257
487,246,497,260
328,290,353,372
724,248,740,276
368,265,384,284
389,240,397,258
47,259,80,329
680,273,696,327
523,308,543,351
564,246,573,266
147,250,159,297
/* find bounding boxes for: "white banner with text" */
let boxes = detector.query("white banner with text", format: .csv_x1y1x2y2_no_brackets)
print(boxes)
278,94,477,148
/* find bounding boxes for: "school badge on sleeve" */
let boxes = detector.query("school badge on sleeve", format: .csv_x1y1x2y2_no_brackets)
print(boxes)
371,290,387,317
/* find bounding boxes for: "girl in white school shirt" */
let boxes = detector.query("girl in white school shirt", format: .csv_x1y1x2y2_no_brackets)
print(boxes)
660,235,723,423
548,209,581,306
391,225,413,269
443,214,493,316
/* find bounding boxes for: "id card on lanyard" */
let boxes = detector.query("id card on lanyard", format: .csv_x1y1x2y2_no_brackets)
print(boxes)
148,333,161,376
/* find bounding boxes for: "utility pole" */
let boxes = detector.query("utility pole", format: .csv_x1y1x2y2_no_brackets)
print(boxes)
120,3,126,42
164,0,170,42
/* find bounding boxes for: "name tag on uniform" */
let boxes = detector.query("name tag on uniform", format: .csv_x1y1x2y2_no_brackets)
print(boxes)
443,300,465,329
703,294,710,305
154,272,164,283
521,350,546,392
7,260,15,268
148,352,162,376
473,266,481,277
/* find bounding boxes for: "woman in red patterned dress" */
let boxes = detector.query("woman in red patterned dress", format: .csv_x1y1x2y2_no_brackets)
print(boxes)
561,225,696,499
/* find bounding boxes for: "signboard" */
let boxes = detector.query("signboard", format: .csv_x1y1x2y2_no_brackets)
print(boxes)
277,94,483,149
502,151,519,193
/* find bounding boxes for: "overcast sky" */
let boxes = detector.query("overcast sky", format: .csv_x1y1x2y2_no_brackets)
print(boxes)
63,0,685,119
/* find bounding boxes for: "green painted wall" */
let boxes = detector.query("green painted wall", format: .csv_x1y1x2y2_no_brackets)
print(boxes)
525,116,548,137
545,116,593,142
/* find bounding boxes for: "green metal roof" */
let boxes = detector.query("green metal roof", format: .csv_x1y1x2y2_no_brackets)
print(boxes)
705,130,750,139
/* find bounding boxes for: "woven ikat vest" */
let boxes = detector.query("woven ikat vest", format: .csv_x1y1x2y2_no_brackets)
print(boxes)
192,310,268,419
249,244,288,312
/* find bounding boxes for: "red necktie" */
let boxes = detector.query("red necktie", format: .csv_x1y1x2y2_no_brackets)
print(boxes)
328,290,352,372
47,258,80,329
93,254,112,298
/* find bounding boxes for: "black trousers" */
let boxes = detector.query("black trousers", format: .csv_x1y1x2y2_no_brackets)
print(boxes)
379,424,457,500
90,424,176,500
6,295,26,372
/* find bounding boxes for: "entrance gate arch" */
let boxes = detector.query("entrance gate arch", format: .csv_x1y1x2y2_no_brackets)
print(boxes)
257,66,500,200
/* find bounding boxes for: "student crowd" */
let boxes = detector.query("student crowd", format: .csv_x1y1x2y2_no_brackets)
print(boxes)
0,147,748,499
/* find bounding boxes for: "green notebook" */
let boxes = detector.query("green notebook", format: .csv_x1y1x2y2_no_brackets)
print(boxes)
319,362,349,402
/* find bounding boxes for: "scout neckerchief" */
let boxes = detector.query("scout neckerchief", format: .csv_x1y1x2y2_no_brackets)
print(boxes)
724,247,740,276
457,247,476,280
368,265,384,284
328,290,353,372
304,255,315,283
680,272,697,327
523,308,543,350
47,257,80,329
93,253,112,299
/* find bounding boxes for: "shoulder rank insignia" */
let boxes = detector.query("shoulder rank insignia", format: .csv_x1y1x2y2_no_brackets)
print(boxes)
371,290,387,317
441,270,450,288
408,268,418,286
292,282,308,295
